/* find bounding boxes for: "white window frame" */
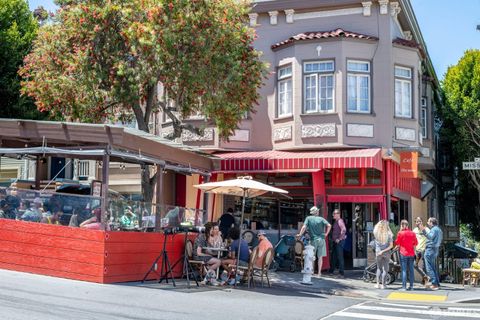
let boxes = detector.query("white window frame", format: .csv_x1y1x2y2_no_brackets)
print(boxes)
421,107,427,139
277,65,293,117
303,60,335,114
347,60,371,113
395,66,413,118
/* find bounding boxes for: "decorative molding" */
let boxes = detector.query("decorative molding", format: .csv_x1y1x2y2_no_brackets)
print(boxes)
403,31,412,41
301,123,336,138
362,2,372,16
230,129,250,142
378,0,389,14
181,128,214,142
284,9,295,23
248,13,258,27
395,127,416,141
347,123,374,138
268,11,278,25
419,147,430,158
295,8,362,21
273,126,292,142
390,1,401,18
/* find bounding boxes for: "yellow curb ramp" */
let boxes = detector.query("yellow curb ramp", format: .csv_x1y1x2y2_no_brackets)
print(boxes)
387,292,447,302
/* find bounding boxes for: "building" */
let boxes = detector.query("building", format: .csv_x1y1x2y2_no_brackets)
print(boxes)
158,0,457,268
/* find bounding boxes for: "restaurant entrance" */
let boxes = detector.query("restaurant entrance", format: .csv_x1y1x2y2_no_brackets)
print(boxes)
327,202,381,269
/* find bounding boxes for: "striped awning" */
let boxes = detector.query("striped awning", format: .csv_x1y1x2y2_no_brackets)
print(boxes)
216,148,383,172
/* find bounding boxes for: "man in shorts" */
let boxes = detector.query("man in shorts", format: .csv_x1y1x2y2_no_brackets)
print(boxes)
297,206,331,278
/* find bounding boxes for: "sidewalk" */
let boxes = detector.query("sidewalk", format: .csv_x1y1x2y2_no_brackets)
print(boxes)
268,270,480,303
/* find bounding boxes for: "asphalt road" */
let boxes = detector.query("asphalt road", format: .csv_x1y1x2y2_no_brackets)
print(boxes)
0,269,358,320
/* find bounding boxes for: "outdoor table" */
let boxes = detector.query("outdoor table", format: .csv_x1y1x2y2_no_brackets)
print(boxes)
203,247,229,278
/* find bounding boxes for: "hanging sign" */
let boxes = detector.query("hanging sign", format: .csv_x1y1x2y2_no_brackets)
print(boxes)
400,151,418,178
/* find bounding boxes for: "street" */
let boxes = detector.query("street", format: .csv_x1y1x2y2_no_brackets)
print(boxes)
2,269,480,320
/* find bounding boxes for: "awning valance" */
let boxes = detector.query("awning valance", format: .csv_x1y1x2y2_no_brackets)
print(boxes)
216,148,382,172
327,195,385,203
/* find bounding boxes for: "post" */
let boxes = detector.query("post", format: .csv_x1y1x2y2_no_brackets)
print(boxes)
155,164,164,231
202,174,210,223
35,156,41,190
100,152,110,224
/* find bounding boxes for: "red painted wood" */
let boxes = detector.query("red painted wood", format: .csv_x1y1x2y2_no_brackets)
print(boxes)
175,174,186,207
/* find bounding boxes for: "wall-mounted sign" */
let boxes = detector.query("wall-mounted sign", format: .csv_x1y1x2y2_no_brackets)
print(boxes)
400,151,418,178
91,180,102,197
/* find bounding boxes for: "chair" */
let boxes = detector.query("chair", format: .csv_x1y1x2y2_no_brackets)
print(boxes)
294,240,304,271
234,247,258,288
185,240,207,280
253,247,275,287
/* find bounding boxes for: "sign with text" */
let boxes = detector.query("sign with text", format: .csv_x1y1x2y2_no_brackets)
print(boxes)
463,162,480,170
400,151,418,178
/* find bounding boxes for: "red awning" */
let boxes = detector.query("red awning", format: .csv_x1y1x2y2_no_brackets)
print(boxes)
327,195,385,203
216,148,382,172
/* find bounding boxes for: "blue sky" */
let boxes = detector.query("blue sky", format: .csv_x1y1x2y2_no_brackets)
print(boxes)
27,0,480,79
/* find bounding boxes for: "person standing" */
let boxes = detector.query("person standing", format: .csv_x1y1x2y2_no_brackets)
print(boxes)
395,220,418,291
373,220,393,289
328,209,346,278
413,217,430,284
420,217,443,290
297,206,331,278
218,208,235,240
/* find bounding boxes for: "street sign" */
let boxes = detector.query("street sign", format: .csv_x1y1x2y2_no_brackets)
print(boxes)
463,162,480,170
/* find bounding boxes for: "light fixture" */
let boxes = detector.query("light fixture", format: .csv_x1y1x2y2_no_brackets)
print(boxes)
316,45,322,57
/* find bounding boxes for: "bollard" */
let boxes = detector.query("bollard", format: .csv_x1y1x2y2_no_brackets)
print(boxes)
300,244,315,285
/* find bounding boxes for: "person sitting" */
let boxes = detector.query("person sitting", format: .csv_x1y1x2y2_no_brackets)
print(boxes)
222,227,250,269
208,222,223,249
119,206,138,230
79,208,104,230
21,198,44,222
41,204,63,225
254,230,273,268
193,222,222,285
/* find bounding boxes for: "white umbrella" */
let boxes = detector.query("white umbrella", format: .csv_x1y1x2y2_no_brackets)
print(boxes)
194,176,288,286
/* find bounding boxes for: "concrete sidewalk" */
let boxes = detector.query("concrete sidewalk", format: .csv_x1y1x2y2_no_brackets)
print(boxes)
268,270,480,303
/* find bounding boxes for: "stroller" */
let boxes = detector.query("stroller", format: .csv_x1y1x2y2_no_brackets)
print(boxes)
363,247,401,284
271,235,298,272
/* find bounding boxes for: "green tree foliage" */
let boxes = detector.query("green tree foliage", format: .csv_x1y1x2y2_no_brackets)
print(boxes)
20,0,268,139
20,0,268,202
0,0,45,119
441,49,480,229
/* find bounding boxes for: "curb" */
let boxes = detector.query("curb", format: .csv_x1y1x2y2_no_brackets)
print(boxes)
270,280,381,299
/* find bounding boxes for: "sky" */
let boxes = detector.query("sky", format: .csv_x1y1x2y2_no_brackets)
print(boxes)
27,0,480,79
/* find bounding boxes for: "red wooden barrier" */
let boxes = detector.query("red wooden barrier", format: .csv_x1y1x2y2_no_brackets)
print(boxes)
0,219,191,284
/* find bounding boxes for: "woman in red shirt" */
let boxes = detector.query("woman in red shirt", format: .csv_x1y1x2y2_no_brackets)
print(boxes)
395,220,418,291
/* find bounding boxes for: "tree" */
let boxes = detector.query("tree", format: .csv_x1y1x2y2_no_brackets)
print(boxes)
441,49,480,229
20,0,268,202
0,0,46,120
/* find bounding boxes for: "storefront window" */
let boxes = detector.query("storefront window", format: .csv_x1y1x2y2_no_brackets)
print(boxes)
344,169,360,185
366,168,381,185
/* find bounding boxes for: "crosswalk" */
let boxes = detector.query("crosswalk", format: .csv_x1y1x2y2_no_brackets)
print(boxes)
322,301,480,320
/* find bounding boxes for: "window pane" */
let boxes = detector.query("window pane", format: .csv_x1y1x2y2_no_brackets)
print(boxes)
348,61,369,72
347,75,357,111
278,66,292,79
304,74,317,112
278,79,292,116
395,79,402,116
395,66,411,78
305,61,334,73
344,169,360,185
318,75,334,112
402,81,411,117
366,169,381,185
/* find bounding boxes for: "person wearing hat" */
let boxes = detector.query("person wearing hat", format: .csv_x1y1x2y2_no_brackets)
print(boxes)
296,205,331,278
254,230,273,268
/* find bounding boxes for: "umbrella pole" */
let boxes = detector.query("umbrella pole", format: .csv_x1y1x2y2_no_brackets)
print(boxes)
234,188,246,287
277,199,281,242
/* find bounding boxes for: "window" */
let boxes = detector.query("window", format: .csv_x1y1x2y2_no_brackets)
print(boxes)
324,170,332,186
344,169,360,185
395,66,412,118
421,107,427,138
445,199,456,226
277,65,293,117
366,169,381,185
303,61,335,113
347,60,370,113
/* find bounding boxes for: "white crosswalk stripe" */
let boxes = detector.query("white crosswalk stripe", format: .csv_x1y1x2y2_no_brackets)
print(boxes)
322,301,480,320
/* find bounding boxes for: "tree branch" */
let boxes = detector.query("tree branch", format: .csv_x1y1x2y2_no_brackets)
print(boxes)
144,84,156,126
132,102,148,132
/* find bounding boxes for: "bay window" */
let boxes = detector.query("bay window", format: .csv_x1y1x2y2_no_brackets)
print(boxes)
277,65,292,117
347,60,370,113
395,66,413,118
303,60,335,113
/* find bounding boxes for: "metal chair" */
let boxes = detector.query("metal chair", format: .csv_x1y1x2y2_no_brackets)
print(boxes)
294,240,304,271
236,246,259,288
254,247,275,287
185,239,207,279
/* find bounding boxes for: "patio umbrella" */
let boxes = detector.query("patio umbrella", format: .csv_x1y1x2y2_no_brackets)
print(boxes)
194,176,288,285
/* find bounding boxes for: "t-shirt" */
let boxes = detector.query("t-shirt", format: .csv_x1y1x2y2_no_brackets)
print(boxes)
230,239,250,263
413,226,429,252
304,215,330,241
254,238,273,267
374,234,393,254
219,213,235,237
395,229,418,257
193,234,209,259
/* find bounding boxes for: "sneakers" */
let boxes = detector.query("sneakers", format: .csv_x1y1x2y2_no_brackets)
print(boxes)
374,283,380,289
380,284,386,289
407,287,414,291
398,287,407,291
429,285,439,291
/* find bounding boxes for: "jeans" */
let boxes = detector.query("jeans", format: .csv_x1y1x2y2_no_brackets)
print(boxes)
424,247,440,286
376,252,390,285
400,254,415,289
329,240,345,275
414,251,428,279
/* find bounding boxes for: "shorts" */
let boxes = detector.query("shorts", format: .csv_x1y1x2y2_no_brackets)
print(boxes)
312,238,327,258
195,255,214,263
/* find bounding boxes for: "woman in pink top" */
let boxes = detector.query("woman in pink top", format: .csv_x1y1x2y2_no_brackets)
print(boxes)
395,220,418,291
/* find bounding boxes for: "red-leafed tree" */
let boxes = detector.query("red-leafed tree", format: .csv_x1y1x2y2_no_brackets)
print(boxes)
20,0,268,202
